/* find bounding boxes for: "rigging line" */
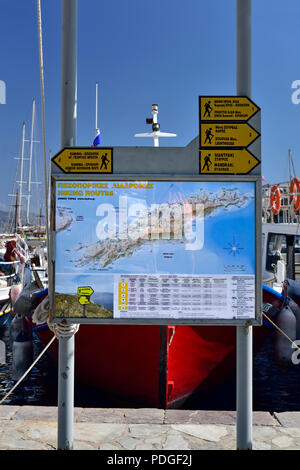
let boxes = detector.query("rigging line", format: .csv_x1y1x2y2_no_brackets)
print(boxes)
36,0,49,256
0,335,56,405
262,312,300,351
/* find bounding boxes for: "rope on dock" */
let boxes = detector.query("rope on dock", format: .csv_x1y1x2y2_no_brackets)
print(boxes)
0,335,56,405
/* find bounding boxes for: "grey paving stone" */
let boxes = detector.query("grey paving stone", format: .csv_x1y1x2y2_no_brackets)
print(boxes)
77,408,126,423
0,438,45,450
118,436,140,449
165,410,277,426
252,412,279,426
274,412,300,427
0,405,20,419
26,420,57,445
14,405,57,421
272,435,295,448
163,432,191,450
128,424,168,438
13,405,83,422
74,440,98,450
165,410,236,425
74,423,127,443
253,426,278,439
99,443,121,450
171,424,228,442
123,408,164,424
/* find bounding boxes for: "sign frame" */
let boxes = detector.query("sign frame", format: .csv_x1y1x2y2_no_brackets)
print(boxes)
49,172,262,327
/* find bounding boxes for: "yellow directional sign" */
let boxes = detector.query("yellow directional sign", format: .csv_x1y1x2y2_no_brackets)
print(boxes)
52,147,113,174
200,96,260,121
200,149,260,175
200,122,260,148
78,286,94,296
78,295,90,305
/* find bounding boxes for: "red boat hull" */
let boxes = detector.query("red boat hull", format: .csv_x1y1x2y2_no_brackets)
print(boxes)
33,287,284,408
35,321,271,408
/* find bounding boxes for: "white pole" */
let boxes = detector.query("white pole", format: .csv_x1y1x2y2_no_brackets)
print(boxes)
61,0,77,148
58,0,77,451
236,0,253,451
26,99,35,225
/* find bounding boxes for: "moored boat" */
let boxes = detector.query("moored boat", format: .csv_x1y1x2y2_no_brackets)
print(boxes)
29,177,300,408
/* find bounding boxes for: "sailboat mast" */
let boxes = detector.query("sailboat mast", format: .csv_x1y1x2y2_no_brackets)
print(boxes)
14,189,19,234
26,99,36,225
288,149,293,183
18,122,26,228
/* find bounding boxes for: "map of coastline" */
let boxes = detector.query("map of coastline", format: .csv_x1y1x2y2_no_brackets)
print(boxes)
59,188,253,268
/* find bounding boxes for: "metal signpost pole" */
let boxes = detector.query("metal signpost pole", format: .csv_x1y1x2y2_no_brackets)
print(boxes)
236,0,253,450
57,0,77,451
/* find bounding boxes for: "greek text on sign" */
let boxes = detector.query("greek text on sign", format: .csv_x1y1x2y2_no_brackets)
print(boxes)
199,96,260,121
52,147,113,173
200,149,260,175
200,122,259,148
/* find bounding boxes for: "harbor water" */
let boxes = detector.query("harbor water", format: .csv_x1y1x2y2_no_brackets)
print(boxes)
0,319,300,412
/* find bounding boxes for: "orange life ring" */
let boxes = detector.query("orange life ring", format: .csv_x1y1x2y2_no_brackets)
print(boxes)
270,184,281,215
289,177,300,211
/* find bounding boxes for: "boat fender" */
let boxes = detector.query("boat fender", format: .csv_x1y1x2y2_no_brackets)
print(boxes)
283,279,300,301
287,298,300,342
32,295,49,325
289,177,300,211
270,184,281,215
9,314,33,381
13,284,40,317
9,285,23,307
274,304,296,369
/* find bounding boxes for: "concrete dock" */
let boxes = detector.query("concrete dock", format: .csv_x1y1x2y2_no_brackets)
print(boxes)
0,406,299,450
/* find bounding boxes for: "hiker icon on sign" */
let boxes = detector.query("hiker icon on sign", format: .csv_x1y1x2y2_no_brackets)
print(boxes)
100,153,110,170
203,100,213,118
202,154,212,171
204,128,214,145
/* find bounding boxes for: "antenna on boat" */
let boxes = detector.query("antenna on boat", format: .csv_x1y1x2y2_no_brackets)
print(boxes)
92,82,101,146
95,82,98,132
133,104,177,147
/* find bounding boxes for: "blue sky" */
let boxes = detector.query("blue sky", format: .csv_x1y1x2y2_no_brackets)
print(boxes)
0,0,299,214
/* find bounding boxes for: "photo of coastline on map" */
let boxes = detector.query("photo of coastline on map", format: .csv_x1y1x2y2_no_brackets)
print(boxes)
54,180,255,320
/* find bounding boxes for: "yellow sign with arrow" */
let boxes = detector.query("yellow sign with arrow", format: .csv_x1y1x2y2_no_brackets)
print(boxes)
199,96,260,121
52,147,113,174
78,296,90,305
200,122,259,148
200,149,260,175
78,286,94,296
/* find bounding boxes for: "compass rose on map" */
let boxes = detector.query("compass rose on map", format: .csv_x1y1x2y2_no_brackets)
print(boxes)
223,235,244,256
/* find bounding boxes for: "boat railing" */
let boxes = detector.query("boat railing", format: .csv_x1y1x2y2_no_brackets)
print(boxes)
262,182,300,224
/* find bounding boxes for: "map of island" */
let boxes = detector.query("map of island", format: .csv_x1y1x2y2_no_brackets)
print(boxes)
72,187,252,268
